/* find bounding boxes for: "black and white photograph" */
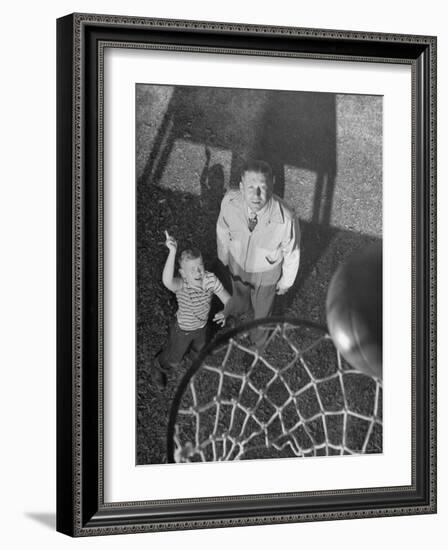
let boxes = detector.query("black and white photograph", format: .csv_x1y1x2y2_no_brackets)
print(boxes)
55,7,436,539
136,83,383,465
1,0,443,546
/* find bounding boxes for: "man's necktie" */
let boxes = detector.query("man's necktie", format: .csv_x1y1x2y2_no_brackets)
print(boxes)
248,213,258,232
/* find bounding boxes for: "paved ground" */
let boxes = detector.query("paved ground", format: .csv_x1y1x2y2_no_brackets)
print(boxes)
136,84,382,464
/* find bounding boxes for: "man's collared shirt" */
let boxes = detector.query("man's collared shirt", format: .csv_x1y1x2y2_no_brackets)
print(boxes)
217,191,300,289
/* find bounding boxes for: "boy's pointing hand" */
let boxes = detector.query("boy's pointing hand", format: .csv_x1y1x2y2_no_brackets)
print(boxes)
164,230,178,252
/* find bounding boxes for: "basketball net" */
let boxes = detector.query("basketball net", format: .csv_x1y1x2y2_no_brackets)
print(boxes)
167,318,382,463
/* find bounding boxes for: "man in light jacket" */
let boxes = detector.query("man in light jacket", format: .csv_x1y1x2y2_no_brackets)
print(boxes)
216,160,300,348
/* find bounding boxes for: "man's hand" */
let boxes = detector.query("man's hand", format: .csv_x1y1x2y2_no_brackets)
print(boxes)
213,310,226,327
275,282,290,295
164,230,177,253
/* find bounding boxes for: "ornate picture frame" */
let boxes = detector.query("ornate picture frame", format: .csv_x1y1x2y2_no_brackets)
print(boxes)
57,13,436,536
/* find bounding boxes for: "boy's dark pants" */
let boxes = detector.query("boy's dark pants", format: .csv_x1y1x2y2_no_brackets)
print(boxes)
159,321,208,370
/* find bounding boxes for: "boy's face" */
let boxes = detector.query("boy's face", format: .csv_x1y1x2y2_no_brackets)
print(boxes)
240,170,273,213
180,257,205,287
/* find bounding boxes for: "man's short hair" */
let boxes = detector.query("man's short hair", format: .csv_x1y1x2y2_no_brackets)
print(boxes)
241,160,273,183
179,248,202,267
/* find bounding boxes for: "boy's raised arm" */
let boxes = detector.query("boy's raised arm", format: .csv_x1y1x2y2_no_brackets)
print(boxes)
162,230,182,292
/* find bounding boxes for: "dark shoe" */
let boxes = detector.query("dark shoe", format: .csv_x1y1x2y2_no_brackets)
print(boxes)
151,356,168,390
152,366,167,390
225,315,237,329
242,353,254,370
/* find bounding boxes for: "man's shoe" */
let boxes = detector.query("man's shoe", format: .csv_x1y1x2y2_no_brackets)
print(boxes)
242,352,254,370
223,315,237,329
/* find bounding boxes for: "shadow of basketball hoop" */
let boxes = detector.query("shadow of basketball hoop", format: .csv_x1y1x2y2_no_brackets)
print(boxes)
136,84,336,223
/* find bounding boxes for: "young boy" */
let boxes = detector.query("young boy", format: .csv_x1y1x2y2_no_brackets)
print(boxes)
153,230,230,388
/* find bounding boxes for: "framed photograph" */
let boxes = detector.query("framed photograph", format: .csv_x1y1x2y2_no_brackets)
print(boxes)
57,13,437,536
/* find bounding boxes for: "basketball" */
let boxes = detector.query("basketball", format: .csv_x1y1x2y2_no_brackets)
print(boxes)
325,242,382,379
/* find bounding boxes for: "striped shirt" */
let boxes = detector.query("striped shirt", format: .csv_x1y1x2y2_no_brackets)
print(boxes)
175,271,224,331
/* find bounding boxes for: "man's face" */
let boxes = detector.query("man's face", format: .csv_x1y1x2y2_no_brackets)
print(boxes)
180,257,205,288
240,171,272,212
